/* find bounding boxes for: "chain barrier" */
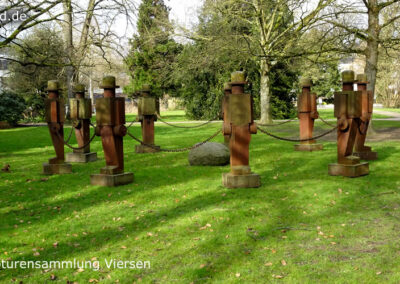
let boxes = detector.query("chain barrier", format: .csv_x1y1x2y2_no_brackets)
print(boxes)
318,116,337,128
257,125,337,143
59,123,97,151
156,114,220,129
257,118,297,127
64,126,74,143
127,129,222,153
126,117,138,130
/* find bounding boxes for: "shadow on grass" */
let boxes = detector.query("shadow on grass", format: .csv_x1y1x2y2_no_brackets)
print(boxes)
2,124,400,281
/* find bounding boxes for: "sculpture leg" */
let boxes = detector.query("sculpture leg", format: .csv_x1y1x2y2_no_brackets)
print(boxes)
230,125,250,173
355,120,370,152
43,122,72,174
299,113,314,144
295,113,322,151
354,120,377,160
48,122,65,164
337,119,359,164
100,126,123,174
136,116,160,153
74,124,88,154
329,117,369,177
66,120,97,163
142,116,155,145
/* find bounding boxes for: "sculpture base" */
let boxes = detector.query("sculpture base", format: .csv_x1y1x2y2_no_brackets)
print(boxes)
42,163,72,175
353,151,378,161
328,162,369,178
90,172,134,187
66,152,97,163
294,143,323,152
222,172,261,189
135,144,160,153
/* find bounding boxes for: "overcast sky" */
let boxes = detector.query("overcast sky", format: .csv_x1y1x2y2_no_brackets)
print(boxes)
166,0,203,28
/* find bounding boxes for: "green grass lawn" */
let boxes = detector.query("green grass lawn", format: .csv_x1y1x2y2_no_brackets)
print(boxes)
378,108,400,114
317,109,390,119
1,120,400,283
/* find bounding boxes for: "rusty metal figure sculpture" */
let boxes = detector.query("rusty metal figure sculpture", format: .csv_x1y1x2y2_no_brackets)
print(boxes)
42,80,72,175
135,85,160,153
353,74,378,160
222,71,261,188
294,78,323,151
328,71,369,177
66,84,97,163
90,76,134,186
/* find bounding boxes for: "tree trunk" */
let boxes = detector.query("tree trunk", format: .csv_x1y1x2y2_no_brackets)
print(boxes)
364,1,379,96
63,0,74,99
364,1,380,134
260,59,272,124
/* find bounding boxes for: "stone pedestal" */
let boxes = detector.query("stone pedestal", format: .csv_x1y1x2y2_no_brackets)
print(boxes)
328,162,369,178
66,152,97,163
135,144,160,153
294,143,323,152
90,172,134,187
43,163,72,175
353,151,378,161
222,172,261,188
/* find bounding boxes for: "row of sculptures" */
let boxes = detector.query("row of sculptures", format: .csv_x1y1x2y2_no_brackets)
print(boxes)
41,70,375,188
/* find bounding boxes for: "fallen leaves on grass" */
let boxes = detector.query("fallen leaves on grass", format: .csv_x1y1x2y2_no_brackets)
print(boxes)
199,224,211,230
2,164,10,172
281,260,287,266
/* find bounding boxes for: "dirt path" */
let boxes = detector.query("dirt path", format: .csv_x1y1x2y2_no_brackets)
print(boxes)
374,109,400,119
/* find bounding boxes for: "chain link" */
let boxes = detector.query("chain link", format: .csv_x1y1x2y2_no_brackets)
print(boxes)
318,116,337,128
126,118,138,130
157,114,220,129
59,123,97,150
64,126,74,143
257,125,337,142
127,129,222,152
257,118,297,127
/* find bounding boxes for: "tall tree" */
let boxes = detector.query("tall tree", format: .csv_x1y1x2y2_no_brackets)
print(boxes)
327,0,400,95
5,25,67,118
197,0,333,123
59,0,136,98
126,0,181,99
172,0,299,120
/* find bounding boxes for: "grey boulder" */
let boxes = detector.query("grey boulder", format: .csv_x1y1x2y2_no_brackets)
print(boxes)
188,142,230,166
